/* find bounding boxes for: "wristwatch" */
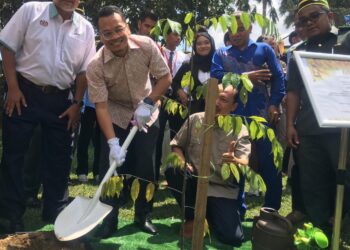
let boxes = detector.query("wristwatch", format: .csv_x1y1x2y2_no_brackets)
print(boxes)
72,99,84,107
143,97,154,106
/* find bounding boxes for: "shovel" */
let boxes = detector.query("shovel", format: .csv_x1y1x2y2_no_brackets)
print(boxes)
54,126,138,241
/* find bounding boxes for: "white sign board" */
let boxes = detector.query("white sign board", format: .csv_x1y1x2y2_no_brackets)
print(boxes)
293,51,350,127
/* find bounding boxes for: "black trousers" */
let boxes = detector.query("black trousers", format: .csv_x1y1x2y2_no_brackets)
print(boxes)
155,106,168,181
76,106,101,177
0,76,73,223
295,134,350,227
165,167,244,247
23,125,42,199
99,121,159,219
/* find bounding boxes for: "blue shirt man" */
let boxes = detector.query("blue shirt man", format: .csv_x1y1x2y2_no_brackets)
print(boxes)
211,37,285,119
211,13,285,210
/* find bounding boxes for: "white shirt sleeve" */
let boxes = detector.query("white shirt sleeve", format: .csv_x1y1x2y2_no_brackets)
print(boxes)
78,24,96,73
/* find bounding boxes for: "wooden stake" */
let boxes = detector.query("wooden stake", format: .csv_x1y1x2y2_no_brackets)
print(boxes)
191,78,218,250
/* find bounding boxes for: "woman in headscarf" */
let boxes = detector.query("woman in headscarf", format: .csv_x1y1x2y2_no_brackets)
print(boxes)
169,29,216,138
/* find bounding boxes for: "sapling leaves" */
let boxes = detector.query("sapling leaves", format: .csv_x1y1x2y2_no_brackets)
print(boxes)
131,178,140,203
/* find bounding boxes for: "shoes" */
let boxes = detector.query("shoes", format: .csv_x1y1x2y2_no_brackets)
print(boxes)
134,216,158,235
95,217,118,239
78,174,88,183
286,210,306,225
26,197,41,208
181,220,194,239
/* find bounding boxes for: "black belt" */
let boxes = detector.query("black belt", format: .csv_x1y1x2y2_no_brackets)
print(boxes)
17,73,70,94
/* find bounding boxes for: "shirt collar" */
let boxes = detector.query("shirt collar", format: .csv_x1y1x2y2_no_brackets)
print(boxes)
49,3,79,26
103,36,140,64
162,47,176,54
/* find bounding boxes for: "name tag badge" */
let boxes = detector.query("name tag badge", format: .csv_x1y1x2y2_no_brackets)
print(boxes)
40,20,48,27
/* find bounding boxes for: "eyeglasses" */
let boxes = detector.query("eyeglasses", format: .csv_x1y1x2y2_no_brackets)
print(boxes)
100,26,126,40
298,11,327,27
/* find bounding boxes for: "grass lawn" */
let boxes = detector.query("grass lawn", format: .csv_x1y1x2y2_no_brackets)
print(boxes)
21,174,350,250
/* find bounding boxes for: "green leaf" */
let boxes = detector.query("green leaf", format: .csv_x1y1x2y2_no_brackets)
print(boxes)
218,115,224,128
170,101,178,115
164,152,185,168
241,74,253,92
249,116,267,123
185,26,194,47
257,174,267,193
204,19,210,27
230,163,240,183
314,232,329,249
130,178,140,203
239,88,248,106
211,17,218,29
267,128,275,142
221,163,231,181
167,19,182,35
249,120,258,140
222,72,233,89
256,124,265,140
181,71,191,88
219,15,227,33
204,218,211,240
196,85,203,100
195,120,202,130
115,176,124,197
255,13,265,29
150,23,161,39
233,116,242,137
184,12,193,24
240,12,251,31
162,21,170,40
230,15,238,34
230,73,241,88
145,182,155,202
179,105,188,119
250,173,259,191
223,115,232,133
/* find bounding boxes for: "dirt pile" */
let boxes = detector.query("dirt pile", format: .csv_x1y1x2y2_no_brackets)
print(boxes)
0,231,86,250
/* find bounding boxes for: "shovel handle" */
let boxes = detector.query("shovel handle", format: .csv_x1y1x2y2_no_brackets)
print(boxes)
93,126,138,201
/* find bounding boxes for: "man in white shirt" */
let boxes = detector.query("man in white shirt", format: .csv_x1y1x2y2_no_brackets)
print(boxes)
155,28,189,181
0,0,95,233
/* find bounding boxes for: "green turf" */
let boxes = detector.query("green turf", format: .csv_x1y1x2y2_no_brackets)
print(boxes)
36,218,253,250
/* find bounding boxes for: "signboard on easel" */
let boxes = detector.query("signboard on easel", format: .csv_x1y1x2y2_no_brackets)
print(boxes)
294,51,350,127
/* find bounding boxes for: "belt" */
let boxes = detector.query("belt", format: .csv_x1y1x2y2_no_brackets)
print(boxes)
17,73,69,94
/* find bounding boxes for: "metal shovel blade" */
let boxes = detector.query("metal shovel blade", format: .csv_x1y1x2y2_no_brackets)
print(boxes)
54,196,112,241
54,126,138,241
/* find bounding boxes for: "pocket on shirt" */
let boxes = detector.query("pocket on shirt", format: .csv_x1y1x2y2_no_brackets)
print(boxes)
62,35,88,71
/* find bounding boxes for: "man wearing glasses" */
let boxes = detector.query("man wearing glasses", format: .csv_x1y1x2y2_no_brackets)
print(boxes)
286,0,350,228
87,6,171,238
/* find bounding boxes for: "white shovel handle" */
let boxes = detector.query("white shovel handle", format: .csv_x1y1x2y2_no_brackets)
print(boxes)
92,126,138,203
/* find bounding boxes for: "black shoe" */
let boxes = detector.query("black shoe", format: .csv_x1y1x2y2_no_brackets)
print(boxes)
94,218,117,239
134,216,158,235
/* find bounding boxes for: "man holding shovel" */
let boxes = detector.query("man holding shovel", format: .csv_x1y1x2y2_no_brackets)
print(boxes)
86,6,171,237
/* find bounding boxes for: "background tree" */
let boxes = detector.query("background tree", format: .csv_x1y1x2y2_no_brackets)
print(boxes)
0,0,22,29
82,0,234,32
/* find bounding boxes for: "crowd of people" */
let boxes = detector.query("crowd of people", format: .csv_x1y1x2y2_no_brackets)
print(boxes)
0,0,349,247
